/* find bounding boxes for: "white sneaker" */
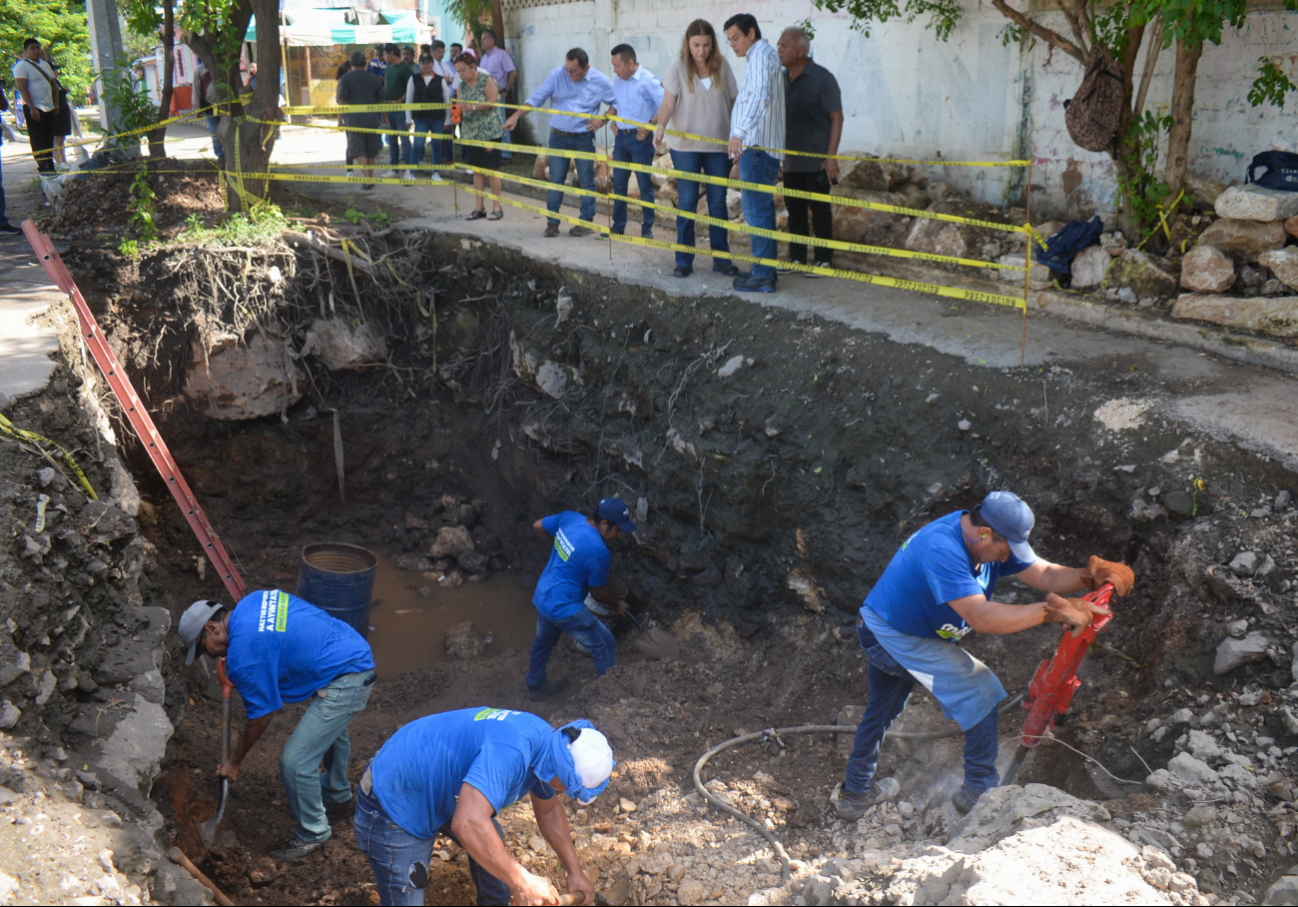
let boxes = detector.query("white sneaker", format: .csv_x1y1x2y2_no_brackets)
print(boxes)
381,169,399,178
404,171,416,180
430,173,444,183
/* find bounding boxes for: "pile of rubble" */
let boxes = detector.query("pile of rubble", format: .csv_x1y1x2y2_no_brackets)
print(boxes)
395,495,505,588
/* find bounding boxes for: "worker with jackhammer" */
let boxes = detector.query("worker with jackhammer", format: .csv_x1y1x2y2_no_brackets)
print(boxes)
835,491,1134,819
178,590,376,861
525,497,637,701
354,707,612,906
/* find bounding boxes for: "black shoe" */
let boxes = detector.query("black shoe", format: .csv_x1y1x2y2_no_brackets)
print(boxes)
834,778,900,820
0,223,21,236
528,676,569,701
733,272,777,293
951,784,982,815
569,225,595,237
544,223,560,237
269,835,326,862
712,262,739,276
610,227,625,236
673,265,693,278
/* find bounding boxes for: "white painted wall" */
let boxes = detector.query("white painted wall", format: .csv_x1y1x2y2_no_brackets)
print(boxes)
504,0,1298,220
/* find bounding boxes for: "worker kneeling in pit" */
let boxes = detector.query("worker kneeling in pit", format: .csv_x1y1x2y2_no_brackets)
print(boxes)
836,491,1135,819
355,707,612,906
179,590,377,861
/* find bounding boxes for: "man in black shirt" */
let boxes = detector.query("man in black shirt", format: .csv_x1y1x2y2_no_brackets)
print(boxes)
776,28,843,276
336,51,385,189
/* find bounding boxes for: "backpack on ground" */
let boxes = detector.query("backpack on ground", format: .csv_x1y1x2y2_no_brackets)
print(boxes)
1245,150,1298,192
1035,216,1104,275
1064,44,1124,152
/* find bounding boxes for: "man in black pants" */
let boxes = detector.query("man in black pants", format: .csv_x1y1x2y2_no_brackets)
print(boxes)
11,38,59,174
776,27,842,276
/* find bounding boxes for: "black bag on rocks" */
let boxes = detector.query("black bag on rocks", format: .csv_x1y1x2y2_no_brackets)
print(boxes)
1035,216,1104,275
1246,151,1298,192
1064,44,1125,152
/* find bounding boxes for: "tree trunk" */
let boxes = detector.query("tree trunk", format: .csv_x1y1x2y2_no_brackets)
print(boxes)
1164,38,1202,199
1107,23,1146,239
489,0,505,46
148,0,175,159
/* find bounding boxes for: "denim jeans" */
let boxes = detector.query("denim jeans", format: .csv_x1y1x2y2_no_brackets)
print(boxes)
844,621,999,797
386,110,411,167
737,149,780,277
281,669,375,843
206,115,224,161
547,129,597,224
527,607,616,689
0,149,9,226
611,130,656,236
354,786,511,906
669,149,731,269
500,125,512,160
411,115,445,167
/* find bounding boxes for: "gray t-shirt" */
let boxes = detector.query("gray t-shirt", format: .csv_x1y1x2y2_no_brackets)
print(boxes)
784,61,842,173
336,69,384,128
660,57,738,153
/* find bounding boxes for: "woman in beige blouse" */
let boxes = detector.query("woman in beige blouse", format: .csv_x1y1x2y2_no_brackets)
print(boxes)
653,19,739,279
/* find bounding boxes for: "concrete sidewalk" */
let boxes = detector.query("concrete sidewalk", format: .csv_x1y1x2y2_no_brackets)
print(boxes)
0,231,62,402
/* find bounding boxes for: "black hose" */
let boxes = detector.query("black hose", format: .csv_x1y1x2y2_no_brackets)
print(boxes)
690,692,1027,880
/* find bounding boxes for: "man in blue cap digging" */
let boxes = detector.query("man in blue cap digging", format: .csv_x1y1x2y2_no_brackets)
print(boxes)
355,707,613,905
525,497,638,701
836,491,1135,818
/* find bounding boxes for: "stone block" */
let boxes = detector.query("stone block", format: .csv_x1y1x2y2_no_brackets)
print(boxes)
1197,217,1286,258
1215,184,1298,221
1259,247,1298,290
429,525,474,559
1179,244,1236,293
1171,294,1298,337
904,199,1007,261
1070,245,1110,288
995,254,1053,289
1107,250,1178,298
184,334,304,421
1214,631,1275,674
308,318,388,371
445,621,486,659
831,188,907,247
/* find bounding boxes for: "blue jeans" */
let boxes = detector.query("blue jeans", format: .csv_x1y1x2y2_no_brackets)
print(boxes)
281,669,375,843
612,130,655,236
669,149,731,269
386,110,411,167
0,148,9,226
527,608,616,689
547,130,597,224
206,115,224,161
738,148,779,277
844,621,999,797
500,125,512,160
411,115,445,167
355,786,511,906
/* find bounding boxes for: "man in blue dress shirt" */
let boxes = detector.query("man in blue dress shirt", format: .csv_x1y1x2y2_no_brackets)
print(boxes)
503,48,616,238
608,44,664,239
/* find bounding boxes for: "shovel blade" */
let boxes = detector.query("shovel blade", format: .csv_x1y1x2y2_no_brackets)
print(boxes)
196,778,229,848
632,626,680,661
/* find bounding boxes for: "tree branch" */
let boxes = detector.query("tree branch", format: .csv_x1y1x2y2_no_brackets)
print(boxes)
1133,17,1163,121
1060,0,1090,57
991,0,1087,65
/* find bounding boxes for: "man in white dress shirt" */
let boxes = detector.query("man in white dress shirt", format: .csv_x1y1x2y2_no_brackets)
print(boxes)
609,44,664,239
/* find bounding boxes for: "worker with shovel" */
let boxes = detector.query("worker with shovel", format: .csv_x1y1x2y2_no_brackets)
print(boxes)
355,707,612,906
836,491,1134,819
525,497,636,701
178,590,377,862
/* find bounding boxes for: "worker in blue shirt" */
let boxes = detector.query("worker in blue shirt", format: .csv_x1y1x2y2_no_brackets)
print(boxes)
503,47,616,238
355,707,612,906
609,44,665,239
178,590,377,862
526,497,637,701
836,491,1134,819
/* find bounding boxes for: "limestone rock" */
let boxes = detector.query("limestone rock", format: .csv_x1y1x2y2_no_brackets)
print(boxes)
831,188,907,247
429,525,474,559
445,621,486,659
904,199,1007,261
1171,295,1298,337
1215,631,1275,674
1215,184,1298,221
1264,869,1298,906
1259,248,1298,291
839,156,905,192
184,334,304,421
996,254,1053,289
1167,752,1220,788
79,693,173,795
1231,550,1259,576
1187,173,1228,206
1179,245,1236,293
308,318,388,371
0,700,19,729
457,550,489,575
1069,244,1110,289
1108,250,1178,298
510,332,582,399
948,784,1110,854
1197,217,1286,258
1286,215,1298,239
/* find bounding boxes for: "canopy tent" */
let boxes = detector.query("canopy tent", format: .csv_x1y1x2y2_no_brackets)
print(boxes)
246,9,424,47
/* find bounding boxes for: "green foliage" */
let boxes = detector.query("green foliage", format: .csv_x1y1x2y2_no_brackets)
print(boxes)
807,0,962,40
795,18,817,42
98,60,158,136
0,0,94,98
440,0,493,44
117,239,140,257
1249,57,1298,111
1116,110,1173,235
344,206,390,227
180,202,286,246
128,165,159,242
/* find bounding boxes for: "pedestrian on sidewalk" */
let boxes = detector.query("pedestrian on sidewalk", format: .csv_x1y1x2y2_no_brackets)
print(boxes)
652,20,738,279
178,591,378,862
44,53,72,170
381,43,414,178
355,708,612,906
525,498,637,701
367,45,387,78
836,491,1134,820
454,51,504,221
12,39,59,174
609,44,663,239
407,54,447,181
725,13,785,293
477,29,516,162
0,84,22,235
336,51,384,189
191,57,225,164
504,48,615,238
776,27,842,276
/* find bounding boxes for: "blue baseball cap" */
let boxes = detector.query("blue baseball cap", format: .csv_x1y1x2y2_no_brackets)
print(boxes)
978,491,1037,564
595,497,637,533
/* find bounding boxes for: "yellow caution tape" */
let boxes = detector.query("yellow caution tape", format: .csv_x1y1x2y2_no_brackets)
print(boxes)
283,101,453,116
231,168,456,187
0,413,98,499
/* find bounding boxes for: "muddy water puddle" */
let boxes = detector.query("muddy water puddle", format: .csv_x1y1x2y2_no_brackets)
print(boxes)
366,551,538,675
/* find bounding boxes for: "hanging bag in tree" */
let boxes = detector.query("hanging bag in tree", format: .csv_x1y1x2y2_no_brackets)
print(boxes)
1064,44,1125,152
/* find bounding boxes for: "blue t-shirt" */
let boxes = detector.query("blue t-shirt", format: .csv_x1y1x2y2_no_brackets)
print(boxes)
863,511,1030,641
532,512,610,620
226,589,375,719
370,707,556,839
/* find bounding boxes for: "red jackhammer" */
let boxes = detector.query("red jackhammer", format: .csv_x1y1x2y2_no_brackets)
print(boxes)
1001,582,1116,785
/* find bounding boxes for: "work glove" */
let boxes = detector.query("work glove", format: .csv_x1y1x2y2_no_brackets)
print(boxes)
1081,555,1134,596
1045,592,1110,633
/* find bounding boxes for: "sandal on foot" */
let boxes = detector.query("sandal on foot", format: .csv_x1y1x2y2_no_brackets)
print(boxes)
488,209,504,221
465,209,487,221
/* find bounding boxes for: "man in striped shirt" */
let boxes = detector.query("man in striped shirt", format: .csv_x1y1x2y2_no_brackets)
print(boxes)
725,13,785,294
